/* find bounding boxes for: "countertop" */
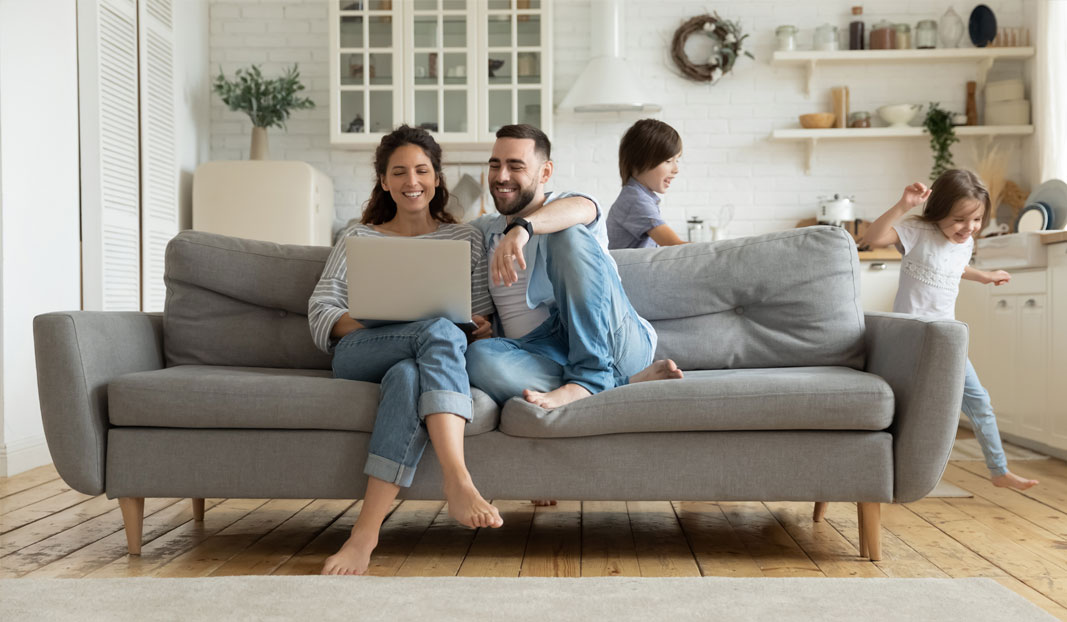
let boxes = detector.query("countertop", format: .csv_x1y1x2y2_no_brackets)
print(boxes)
858,248,901,261
1039,230,1067,245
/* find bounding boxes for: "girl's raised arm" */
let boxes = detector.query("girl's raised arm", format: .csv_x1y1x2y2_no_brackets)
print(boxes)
861,182,930,248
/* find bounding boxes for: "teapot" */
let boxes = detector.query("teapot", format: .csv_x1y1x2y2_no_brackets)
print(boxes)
817,194,856,226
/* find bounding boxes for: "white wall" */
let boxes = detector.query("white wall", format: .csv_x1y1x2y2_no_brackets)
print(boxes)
0,0,81,475
209,0,1036,237
176,0,214,230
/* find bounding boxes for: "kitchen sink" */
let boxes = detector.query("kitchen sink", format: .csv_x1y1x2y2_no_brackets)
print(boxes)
973,232,1047,269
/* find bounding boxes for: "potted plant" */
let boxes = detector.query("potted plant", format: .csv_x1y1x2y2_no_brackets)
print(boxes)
212,64,315,160
923,102,959,181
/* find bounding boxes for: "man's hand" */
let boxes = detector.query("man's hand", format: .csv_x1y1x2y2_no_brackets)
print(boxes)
987,269,1011,286
898,182,931,210
470,314,492,341
492,226,530,287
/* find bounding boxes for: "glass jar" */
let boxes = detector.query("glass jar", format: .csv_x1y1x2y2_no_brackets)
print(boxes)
916,20,937,49
686,217,707,243
776,25,798,51
814,23,839,51
869,19,895,49
849,111,871,128
893,23,911,49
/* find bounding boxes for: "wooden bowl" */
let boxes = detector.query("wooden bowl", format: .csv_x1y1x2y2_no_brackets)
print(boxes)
798,113,836,129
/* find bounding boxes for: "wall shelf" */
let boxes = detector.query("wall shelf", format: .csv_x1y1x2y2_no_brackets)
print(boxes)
771,125,1034,174
771,47,1035,95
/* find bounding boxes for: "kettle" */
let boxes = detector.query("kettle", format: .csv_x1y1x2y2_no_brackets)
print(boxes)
817,194,856,226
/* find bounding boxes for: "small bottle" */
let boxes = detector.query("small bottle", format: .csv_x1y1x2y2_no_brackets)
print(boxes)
849,6,865,50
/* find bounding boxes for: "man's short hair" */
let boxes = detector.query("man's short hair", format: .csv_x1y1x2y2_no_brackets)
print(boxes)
496,124,551,162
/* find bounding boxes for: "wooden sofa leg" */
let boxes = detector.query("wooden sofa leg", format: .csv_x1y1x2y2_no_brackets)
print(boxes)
857,503,868,558
813,502,828,522
858,502,882,561
192,498,205,521
118,497,145,555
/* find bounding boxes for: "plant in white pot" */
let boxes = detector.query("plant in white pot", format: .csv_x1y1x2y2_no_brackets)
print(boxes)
212,64,315,160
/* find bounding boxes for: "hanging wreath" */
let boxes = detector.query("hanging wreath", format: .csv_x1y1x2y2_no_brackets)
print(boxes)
670,13,754,84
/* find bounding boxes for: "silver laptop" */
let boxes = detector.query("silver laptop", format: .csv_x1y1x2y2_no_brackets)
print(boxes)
344,236,473,327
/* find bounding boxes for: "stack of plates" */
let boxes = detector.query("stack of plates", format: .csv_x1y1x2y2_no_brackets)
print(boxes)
1016,179,1067,232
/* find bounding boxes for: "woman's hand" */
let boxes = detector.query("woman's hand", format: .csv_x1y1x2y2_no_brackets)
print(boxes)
898,182,931,210
470,314,492,341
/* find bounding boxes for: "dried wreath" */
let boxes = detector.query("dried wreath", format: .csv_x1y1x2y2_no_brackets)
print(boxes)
670,13,753,84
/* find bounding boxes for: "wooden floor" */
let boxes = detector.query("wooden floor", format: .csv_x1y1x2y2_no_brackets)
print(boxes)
3,433,1067,620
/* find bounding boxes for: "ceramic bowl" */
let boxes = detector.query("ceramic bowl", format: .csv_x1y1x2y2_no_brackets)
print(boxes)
798,113,836,129
877,104,920,128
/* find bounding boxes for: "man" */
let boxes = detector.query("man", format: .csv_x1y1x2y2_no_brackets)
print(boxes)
466,124,682,411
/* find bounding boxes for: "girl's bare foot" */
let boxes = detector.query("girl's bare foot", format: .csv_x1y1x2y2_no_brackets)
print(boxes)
992,471,1038,491
321,528,377,576
523,383,591,409
444,477,503,528
531,499,557,506
630,359,684,383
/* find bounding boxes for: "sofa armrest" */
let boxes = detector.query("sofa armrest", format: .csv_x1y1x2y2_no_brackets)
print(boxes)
33,311,164,495
863,312,968,503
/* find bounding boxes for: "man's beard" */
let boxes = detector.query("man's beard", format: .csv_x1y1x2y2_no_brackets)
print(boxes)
492,183,536,216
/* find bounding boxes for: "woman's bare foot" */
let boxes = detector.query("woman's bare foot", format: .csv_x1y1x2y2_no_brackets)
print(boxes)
531,500,558,506
523,383,591,409
444,477,503,528
630,359,684,384
992,471,1038,491
321,528,377,576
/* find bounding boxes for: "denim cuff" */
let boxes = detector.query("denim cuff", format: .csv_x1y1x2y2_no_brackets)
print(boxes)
562,370,613,396
418,390,472,421
364,453,418,488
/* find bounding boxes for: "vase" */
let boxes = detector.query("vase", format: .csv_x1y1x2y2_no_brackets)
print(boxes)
250,127,269,160
939,7,964,48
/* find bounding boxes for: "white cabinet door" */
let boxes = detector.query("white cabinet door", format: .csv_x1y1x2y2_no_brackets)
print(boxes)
1048,246,1067,450
1014,294,1048,439
332,1,404,145
985,294,1018,434
859,261,899,312
957,279,988,370
479,0,552,141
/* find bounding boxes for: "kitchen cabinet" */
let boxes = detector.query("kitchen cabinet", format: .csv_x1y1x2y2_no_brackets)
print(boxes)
329,0,552,147
1049,244,1067,449
859,260,899,312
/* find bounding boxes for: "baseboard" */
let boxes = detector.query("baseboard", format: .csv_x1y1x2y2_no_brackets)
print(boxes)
0,435,53,477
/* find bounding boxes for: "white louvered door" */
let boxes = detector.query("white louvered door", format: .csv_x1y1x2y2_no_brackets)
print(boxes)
79,0,141,311
138,0,177,312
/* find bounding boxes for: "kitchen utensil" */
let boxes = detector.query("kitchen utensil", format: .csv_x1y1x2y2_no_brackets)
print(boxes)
966,81,978,125
877,104,920,128
1015,202,1050,232
985,78,1024,103
969,5,997,48
985,99,1030,125
799,113,835,129
686,217,707,243
831,86,849,129
1024,178,1067,230
817,194,856,226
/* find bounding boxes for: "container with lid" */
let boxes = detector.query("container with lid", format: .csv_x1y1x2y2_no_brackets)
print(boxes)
814,24,839,51
869,20,896,49
849,111,871,128
893,23,911,49
776,25,798,51
916,20,937,48
849,6,865,50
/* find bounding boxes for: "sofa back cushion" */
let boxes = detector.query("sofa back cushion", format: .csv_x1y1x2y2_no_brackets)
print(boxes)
612,226,866,370
164,231,333,369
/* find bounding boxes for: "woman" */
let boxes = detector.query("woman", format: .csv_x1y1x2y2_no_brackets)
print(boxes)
308,125,502,576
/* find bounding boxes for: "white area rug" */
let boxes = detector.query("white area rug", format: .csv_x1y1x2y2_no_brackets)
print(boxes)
0,576,1055,622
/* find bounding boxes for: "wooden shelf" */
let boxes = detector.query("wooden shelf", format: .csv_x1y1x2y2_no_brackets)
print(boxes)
771,47,1035,95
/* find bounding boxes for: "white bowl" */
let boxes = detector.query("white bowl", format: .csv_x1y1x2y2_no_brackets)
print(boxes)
877,104,920,128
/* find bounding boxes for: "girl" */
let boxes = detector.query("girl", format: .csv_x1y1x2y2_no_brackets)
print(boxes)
308,125,503,576
607,119,686,249
863,169,1038,491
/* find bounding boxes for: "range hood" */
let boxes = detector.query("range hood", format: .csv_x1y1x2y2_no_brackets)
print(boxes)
557,0,662,113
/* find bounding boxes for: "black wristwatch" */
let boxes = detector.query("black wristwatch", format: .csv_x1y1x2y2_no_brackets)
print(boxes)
503,217,534,239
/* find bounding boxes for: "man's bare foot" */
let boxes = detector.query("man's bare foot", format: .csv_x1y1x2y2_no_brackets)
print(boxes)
321,528,377,576
992,471,1038,491
630,359,684,384
531,500,557,506
444,478,503,528
523,383,592,409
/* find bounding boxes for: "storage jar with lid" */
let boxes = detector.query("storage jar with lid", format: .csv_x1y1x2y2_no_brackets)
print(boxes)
869,20,895,49
849,111,871,128
776,25,797,51
916,20,937,48
849,6,865,50
814,23,839,51
893,23,911,49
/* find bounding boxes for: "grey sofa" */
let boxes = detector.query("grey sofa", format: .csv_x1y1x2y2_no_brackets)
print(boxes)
33,226,968,562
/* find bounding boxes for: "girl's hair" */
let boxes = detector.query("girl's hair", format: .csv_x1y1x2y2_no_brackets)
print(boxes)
618,119,682,185
920,168,991,225
362,125,455,225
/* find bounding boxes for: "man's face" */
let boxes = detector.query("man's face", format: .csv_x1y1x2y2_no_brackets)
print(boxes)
488,137,548,216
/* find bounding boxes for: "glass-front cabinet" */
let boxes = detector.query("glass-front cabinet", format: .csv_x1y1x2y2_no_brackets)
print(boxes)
330,0,551,146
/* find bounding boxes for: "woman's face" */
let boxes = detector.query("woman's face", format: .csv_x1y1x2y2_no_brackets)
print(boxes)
938,198,985,244
380,143,438,215
634,152,680,194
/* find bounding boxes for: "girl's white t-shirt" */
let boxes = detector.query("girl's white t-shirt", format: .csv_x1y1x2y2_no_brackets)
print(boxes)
892,217,973,320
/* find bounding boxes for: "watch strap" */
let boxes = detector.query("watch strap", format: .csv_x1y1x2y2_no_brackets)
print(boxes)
503,217,534,238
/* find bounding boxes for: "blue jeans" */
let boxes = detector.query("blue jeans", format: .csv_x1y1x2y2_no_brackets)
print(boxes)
961,358,1008,477
332,318,472,487
466,225,654,404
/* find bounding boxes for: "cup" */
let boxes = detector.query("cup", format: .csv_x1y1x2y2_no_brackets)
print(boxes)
415,65,427,78
455,64,466,78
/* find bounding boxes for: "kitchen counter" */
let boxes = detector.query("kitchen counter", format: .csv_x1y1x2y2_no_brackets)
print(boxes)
858,248,901,261
1039,230,1067,245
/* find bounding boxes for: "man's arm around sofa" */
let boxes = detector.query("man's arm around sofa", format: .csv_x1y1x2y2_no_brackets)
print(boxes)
33,311,164,495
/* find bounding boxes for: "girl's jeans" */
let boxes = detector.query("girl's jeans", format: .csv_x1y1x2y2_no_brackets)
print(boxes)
962,358,1008,477
332,318,472,488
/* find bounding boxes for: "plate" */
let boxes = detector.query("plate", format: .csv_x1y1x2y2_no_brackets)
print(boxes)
969,5,997,48
1015,203,1049,232
1024,178,1067,230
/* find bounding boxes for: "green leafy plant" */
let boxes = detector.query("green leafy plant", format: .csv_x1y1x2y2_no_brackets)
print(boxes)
212,64,315,130
923,102,959,181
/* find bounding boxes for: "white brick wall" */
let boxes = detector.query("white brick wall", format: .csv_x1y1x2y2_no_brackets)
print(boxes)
210,0,1036,238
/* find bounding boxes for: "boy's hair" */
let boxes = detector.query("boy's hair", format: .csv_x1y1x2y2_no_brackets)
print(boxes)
920,169,991,225
496,124,551,162
618,119,682,185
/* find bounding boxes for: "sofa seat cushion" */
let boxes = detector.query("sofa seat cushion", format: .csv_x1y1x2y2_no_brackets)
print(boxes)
499,366,893,438
109,365,499,436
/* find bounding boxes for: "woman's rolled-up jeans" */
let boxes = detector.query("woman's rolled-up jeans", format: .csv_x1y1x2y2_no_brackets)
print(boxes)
331,318,472,488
